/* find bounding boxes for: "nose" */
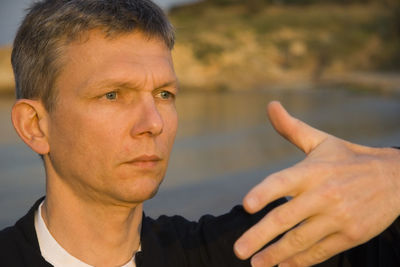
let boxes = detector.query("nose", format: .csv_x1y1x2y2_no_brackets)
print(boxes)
130,96,163,137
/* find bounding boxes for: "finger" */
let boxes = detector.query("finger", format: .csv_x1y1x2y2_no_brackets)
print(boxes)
280,234,352,267
267,101,329,154
243,163,306,213
235,190,324,260
249,216,338,267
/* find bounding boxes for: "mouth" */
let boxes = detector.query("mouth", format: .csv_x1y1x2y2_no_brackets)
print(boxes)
126,155,162,168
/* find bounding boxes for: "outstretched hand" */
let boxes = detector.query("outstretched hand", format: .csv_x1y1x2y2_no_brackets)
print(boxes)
234,101,400,267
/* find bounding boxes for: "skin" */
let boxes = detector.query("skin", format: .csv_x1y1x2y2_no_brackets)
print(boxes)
234,101,400,267
12,30,178,266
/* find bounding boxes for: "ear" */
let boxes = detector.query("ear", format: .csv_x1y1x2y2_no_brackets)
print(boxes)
11,99,50,155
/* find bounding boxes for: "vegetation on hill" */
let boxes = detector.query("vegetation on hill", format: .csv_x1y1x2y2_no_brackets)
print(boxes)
169,1,400,91
0,46,13,95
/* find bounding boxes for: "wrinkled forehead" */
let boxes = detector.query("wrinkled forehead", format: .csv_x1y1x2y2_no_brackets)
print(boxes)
62,29,173,63
54,30,177,96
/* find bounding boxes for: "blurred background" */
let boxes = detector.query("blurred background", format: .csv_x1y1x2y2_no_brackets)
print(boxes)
0,0,399,228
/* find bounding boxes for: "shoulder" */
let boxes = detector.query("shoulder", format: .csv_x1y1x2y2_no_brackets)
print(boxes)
143,198,287,243
144,198,286,237
0,224,19,244
0,225,27,265
0,197,51,267
140,199,286,267
141,206,253,246
0,224,23,248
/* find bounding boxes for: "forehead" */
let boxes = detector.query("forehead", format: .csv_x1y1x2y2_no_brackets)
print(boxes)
56,30,176,93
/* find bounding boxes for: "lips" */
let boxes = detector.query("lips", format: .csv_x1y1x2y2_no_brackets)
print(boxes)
126,155,162,168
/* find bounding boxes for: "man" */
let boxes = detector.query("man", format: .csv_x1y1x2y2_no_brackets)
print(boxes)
1,0,399,266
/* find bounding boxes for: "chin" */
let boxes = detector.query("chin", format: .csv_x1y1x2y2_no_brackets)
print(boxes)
116,175,164,204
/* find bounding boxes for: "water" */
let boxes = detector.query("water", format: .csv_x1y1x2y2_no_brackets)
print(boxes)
1,88,399,228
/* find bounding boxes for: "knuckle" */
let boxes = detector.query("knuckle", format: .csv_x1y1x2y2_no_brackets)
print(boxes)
254,249,275,266
245,228,265,246
253,228,269,244
334,202,352,223
289,258,306,267
270,208,289,227
320,182,343,203
288,230,306,249
345,224,364,242
246,222,273,246
310,245,330,263
320,184,354,224
288,255,308,267
271,173,290,189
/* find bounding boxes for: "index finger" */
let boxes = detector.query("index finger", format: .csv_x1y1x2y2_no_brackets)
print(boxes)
243,164,304,214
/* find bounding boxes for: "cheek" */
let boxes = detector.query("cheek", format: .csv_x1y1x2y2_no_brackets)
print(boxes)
48,109,117,173
163,108,178,145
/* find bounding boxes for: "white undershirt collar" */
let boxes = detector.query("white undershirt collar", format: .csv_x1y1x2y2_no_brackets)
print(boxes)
34,201,138,267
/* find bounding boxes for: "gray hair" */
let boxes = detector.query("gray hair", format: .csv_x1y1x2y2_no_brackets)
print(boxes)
11,0,175,111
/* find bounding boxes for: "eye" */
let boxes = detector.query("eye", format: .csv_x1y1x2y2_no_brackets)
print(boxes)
159,91,174,100
105,91,117,100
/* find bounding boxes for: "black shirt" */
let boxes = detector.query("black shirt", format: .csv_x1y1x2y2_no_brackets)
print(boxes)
1,197,399,266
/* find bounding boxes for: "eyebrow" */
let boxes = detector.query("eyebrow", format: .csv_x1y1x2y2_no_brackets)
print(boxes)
87,78,179,92
154,80,180,92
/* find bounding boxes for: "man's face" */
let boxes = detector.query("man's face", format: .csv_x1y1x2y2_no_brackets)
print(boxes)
45,31,178,205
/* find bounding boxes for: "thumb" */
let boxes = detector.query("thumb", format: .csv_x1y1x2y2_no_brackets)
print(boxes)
267,101,329,154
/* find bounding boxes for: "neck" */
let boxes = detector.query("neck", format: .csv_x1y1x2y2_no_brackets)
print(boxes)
43,180,142,267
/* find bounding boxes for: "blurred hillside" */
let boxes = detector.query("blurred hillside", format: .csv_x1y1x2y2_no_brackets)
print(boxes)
170,0,400,91
0,46,13,96
0,1,399,95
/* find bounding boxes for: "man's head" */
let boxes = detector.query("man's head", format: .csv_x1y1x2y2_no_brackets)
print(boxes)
12,0,175,112
11,0,179,205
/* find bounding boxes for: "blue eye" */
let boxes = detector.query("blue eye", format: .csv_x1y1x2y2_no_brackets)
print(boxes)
105,92,117,100
160,91,173,99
